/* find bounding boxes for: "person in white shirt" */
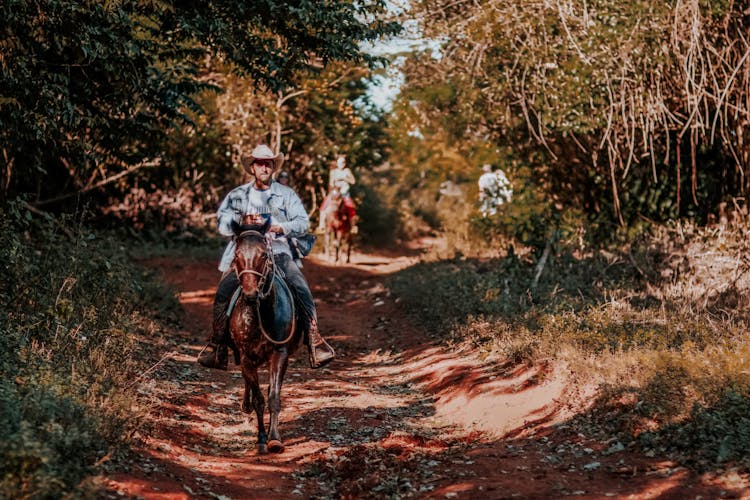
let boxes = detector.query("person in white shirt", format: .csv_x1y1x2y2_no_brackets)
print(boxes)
478,163,512,217
198,144,335,370
276,170,290,186
318,154,358,232
329,154,355,195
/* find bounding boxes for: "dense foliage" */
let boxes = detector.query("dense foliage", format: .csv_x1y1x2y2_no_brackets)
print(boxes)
0,202,179,496
390,0,750,245
0,0,399,213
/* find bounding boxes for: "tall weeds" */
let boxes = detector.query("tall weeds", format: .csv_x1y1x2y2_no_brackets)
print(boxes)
0,202,179,497
388,220,750,469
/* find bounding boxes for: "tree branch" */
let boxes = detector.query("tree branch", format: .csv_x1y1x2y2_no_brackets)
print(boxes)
33,159,161,207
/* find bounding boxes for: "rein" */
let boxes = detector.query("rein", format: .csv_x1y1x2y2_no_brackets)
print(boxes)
255,277,296,345
233,228,296,345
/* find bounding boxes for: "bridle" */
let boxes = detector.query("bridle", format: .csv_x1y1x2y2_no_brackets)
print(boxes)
234,229,297,345
234,230,275,300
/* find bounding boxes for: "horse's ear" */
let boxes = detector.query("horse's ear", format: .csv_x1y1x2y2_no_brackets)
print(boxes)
261,215,271,233
230,219,241,235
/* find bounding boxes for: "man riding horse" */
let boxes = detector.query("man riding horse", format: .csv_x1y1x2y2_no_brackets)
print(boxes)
198,144,335,370
318,154,358,233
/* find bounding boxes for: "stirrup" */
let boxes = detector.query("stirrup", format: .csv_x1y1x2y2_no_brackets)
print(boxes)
308,338,335,368
197,343,228,371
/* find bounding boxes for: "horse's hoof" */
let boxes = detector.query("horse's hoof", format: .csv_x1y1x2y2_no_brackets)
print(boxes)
257,443,268,455
267,439,285,453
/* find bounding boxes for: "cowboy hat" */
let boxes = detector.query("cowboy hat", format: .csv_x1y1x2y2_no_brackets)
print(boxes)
241,144,284,170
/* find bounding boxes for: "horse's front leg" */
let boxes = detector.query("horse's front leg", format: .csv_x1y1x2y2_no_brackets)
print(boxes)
266,348,290,453
240,363,267,454
346,234,351,263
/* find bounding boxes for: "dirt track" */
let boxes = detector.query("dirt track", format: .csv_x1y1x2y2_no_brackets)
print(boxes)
104,247,750,499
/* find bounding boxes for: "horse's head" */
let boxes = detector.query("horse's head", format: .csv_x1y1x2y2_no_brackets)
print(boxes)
231,216,274,301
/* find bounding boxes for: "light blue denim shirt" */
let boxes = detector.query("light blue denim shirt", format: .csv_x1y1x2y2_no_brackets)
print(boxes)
217,181,310,272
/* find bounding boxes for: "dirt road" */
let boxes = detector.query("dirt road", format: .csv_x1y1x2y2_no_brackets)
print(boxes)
105,247,749,499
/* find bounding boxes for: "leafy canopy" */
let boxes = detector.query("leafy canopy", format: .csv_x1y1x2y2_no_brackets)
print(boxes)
0,0,400,206
393,0,749,241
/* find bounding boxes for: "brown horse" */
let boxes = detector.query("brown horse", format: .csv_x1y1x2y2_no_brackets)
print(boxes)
228,218,302,454
322,189,352,263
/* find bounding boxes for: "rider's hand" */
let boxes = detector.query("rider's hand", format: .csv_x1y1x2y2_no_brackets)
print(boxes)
242,214,265,225
269,224,285,235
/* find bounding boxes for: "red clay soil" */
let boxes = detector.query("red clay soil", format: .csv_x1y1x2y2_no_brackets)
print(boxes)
102,245,750,499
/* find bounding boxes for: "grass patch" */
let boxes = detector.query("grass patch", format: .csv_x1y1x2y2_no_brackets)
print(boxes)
387,221,750,470
0,202,180,497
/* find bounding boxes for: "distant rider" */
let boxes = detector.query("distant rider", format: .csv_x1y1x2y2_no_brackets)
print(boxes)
478,163,512,217
318,154,358,232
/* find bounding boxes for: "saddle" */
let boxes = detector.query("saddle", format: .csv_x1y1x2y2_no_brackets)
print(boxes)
226,273,296,349
290,233,316,257
288,233,317,267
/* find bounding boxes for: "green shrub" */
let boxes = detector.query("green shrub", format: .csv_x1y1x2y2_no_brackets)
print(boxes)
673,391,750,467
0,201,179,496
0,377,108,498
633,390,750,469
387,247,643,337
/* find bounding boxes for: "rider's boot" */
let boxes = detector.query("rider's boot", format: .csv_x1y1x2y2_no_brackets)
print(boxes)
197,311,229,370
307,318,335,368
198,342,228,370
350,215,359,234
